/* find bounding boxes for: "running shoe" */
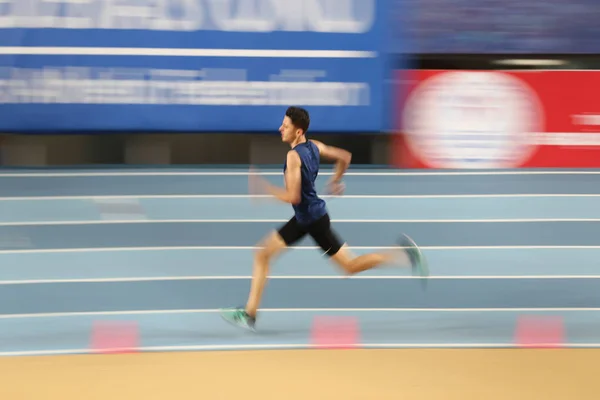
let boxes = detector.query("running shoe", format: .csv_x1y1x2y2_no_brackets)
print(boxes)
219,307,256,332
398,233,430,285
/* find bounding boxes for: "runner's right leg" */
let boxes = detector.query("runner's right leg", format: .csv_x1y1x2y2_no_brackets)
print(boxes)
307,214,428,277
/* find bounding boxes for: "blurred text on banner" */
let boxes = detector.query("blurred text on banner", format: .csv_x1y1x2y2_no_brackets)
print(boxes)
0,0,396,133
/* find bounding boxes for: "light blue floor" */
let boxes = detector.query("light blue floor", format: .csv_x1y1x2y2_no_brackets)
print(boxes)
1,168,600,356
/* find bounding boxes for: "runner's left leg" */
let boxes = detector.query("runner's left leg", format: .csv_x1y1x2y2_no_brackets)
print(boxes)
220,217,306,331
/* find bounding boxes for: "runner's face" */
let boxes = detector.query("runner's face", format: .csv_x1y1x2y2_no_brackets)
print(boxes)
279,116,300,143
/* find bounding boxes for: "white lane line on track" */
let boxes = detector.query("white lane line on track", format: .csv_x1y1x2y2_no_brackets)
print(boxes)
0,275,598,285
1,193,599,200
0,217,598,226
1,169,600,177
0,307,599,320
0,245,598,255
4,342,600,356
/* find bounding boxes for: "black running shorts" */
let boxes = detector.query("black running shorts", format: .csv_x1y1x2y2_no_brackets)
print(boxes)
277,213,343,256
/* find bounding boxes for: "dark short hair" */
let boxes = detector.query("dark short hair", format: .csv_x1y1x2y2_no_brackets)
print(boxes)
285,106,310,133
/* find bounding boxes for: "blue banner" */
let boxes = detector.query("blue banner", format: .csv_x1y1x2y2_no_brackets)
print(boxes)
397,0,600,54
0,0,395,133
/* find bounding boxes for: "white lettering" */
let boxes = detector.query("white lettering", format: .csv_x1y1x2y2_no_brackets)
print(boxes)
0,0,374,33
306,0,374,33
210,0,373,33
0,0,99,29
536,132,600,146
97,0,154,30
0,66,370,106
572,114,600,126
0,0,17,28
61,0,96,29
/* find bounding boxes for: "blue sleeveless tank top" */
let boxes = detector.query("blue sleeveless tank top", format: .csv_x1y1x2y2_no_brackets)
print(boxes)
283,140,327,225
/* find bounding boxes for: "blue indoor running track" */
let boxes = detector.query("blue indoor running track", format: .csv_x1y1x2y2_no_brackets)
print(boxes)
0,168,599,356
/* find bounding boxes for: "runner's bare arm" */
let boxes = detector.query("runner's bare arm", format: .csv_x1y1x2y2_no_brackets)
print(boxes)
263,150,302,205
310,139,352,183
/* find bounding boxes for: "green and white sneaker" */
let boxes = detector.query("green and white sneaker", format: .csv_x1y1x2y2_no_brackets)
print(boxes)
398,234,430,287
219,307,256,332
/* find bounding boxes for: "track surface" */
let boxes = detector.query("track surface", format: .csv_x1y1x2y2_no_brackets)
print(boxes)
1,168,599,356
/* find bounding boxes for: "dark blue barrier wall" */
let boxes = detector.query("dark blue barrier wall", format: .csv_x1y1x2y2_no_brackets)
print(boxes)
394,0,600,54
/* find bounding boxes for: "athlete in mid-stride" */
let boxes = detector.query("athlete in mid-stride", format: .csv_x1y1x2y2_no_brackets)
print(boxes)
220,106,428,331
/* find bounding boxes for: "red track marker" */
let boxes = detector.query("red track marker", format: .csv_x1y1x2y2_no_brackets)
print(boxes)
514,315,565,348
90,321,139,354
310,316,360,349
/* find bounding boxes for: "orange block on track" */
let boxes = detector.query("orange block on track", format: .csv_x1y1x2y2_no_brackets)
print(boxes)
90,321,139,354
514,315,565,348
310,316,360,349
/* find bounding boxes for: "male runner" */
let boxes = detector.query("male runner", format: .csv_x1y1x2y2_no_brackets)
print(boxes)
220,106,428,331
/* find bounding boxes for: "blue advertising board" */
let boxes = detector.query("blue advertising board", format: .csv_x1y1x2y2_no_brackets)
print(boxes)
397,0,600,54
0,0,395,133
